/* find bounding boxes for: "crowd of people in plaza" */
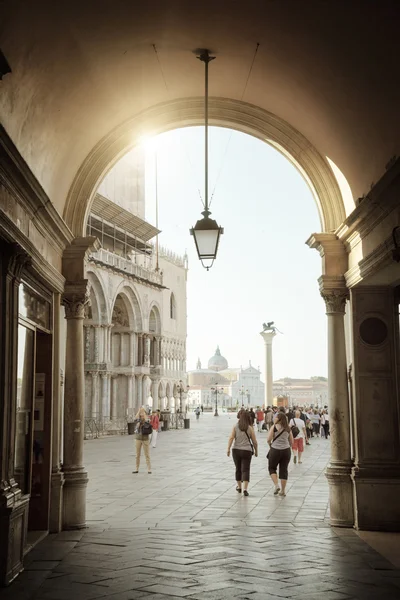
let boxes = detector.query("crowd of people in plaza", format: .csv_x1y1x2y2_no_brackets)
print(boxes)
131,402,330,498
227,404,330,497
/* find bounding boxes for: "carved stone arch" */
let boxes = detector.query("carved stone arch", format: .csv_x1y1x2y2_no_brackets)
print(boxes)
148,302,161,335
111,283,143,331
64,97,349,238
86,269,109,324
166,381,173,399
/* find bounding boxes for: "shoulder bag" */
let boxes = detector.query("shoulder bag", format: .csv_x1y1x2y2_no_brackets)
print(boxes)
266,427,287,459
244,429,255,455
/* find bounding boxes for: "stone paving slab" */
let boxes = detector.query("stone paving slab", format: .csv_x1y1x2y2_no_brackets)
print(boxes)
1,414,399,599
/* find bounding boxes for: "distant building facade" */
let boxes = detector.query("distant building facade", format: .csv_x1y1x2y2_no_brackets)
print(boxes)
188,347,265,408
272,377,328,407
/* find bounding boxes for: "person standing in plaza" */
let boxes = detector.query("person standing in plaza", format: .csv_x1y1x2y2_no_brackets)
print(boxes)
311,409,321,437
267,412,293,497
256,407,264,432
321,409,330,439
227,410,258,496
265,407,273,431
150,410,159,448
289,410,306,464
133,407,152,474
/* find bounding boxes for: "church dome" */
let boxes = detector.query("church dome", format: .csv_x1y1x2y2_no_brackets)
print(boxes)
208,346,228,371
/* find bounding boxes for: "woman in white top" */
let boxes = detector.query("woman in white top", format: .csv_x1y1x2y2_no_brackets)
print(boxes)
289,410,306,464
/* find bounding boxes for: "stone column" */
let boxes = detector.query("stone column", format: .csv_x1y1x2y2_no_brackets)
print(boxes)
130,332,135,367
143,335,150,367
321,284,354,527
50,295,64,533
84,325,91,363
101,372,109,418
93,325,100,363
307,234,353,528
62,280,90,530
127,374,134,412
111,375,118,419
119,332,124,367
137,333,143,366
91,372,99,417
136,374,143,410
259,330,276,407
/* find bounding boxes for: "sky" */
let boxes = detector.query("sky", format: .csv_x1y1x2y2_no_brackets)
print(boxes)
144,126,327,380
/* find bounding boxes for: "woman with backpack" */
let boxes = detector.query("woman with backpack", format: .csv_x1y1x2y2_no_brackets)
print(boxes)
227,410,258,496
267,412,293,497
132,407,152,474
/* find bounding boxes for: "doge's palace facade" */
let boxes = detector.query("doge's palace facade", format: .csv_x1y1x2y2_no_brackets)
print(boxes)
83,150,187,423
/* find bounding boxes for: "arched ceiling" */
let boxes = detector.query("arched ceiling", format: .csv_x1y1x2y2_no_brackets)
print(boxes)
1,0,399,220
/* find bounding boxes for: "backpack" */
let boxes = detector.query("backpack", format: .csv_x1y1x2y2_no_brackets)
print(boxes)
141,421,153,436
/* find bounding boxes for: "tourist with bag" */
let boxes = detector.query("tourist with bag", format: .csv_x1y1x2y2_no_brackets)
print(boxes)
267,412,293,497
150,410,159,448
227,410,258,496
132,407,152,474
289,410,306,464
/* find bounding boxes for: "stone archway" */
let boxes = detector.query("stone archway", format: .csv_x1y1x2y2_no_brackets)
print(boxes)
63,98,348,238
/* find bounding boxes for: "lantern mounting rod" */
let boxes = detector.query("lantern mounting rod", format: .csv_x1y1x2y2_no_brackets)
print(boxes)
197,50,215,215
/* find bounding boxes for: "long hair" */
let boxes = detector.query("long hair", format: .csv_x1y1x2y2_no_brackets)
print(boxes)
238,410,250,432
275,412,290,432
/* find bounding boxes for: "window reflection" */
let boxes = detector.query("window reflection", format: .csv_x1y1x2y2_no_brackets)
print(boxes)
15,325,34,494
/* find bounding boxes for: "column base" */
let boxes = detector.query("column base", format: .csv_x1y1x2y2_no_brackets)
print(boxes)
62,468,88,530
352,466,400,531
0,485,29,586
49,470,64,533
326,463,354,528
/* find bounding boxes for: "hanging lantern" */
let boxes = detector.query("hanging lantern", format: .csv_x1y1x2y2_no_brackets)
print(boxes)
190,49,223,270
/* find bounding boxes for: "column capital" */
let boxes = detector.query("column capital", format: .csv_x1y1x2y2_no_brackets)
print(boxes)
62,280,90,319
318,275,349,314
259,330,276,344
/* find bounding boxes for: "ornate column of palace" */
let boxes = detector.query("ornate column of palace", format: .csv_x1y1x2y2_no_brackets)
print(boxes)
259,329,276,407
127,374,135,415
137,333,143,366
62,236,99,530
307,233,354,527
91,372,99,417
101,372,109,418
110,375,118,418
136,374,143,410
129,331,135,367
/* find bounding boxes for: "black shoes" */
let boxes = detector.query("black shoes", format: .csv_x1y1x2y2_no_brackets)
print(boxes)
243,490,249,497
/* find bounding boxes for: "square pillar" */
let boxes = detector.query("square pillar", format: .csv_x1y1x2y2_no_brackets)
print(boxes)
350,286,400,530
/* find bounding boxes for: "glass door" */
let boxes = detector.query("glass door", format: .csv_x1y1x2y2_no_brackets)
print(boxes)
15,324,35,495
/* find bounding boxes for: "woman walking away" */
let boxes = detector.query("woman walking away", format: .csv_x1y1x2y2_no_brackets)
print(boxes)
227,410,258,496
267,412,293,497
133,407,152,474
289,410,306,464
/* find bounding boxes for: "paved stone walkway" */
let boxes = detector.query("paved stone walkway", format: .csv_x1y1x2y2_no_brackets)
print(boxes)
2,414,400,599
